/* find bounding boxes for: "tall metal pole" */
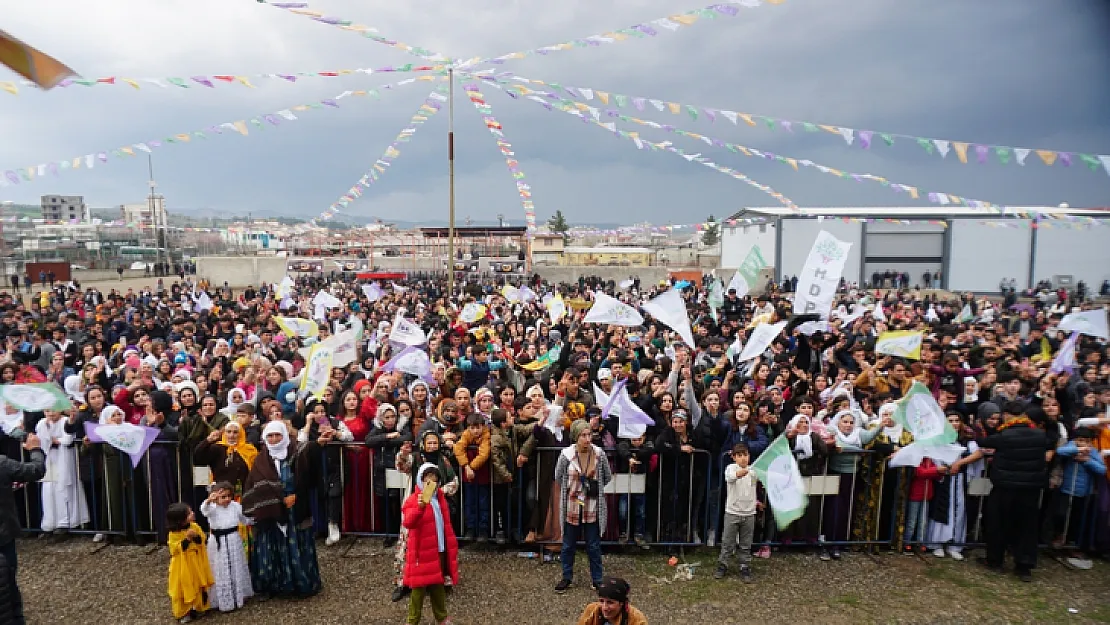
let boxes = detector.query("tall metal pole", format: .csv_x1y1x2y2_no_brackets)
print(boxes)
148,154,161,272
447,67,456,296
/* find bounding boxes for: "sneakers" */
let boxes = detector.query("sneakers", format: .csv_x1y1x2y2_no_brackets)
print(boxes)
713,564,728,579
947,549,964,561
92,533,105,543
707,536,716,548
634,534,649,550
830,548,842,560
618,533,629,545
495,532,507,546
902,545,915,556
933,548,946,558
819,547,832,561
554,579,573,594
756,545,772,559
325,523,341,546
692,532,702,545
739,565,753,583
391,586,411,603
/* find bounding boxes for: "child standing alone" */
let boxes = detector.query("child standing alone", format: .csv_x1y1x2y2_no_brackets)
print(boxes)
199,482,254,612
716,443,759,582
403,463,460,625
166,503,214,623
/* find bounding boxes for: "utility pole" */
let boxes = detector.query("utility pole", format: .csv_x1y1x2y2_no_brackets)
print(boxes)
148,154,162,272
447,66,456,296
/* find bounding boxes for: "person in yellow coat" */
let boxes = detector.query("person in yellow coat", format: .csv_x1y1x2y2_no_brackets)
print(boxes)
166,502,215,623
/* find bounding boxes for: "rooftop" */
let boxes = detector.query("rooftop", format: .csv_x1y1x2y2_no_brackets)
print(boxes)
727,206,1110,220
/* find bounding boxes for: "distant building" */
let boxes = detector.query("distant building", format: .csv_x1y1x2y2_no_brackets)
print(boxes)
532,233,565,266
120,196,168,229
561,246,654,267
720,205,1110,293
40,195,87,223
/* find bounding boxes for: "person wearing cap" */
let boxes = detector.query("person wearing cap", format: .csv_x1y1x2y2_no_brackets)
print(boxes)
576,576,647,625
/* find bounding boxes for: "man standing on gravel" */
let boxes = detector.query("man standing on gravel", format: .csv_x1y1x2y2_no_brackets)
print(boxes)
0,432,47,624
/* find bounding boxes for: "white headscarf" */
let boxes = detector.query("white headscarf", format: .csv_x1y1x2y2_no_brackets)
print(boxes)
99,405,125,425
263,420,290,461
832,409,863,449
879,402,902,442
963,378,980,404
63,375,84,403
787,415,813,459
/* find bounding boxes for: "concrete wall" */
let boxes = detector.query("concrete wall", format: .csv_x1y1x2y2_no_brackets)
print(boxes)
197,256,287,287
536,266,670,285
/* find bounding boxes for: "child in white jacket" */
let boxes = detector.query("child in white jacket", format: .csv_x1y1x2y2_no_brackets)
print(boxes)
716,443,760,582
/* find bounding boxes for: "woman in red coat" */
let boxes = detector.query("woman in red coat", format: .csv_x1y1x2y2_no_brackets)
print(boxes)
402,463,459,625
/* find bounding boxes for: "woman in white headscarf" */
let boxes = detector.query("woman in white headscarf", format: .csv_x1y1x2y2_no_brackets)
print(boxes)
63,375,85,404
823,409,880,559
241,420,332,597
854,401,916,552
782,414,829,552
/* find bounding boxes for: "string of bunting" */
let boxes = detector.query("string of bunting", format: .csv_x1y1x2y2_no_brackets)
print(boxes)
460,81,537,234
322,87,449,223
0,74,445,188
491,73,1002,215
461,0,783,67
258,1,451,63
468,72,798,211
495,76,1110,177
0,63,444,96
478,70,1101,225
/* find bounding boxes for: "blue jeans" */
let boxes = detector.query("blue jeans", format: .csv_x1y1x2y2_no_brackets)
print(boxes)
618,494,646,537
0,540,24,625
904,501,926,544
463,483,490,536
561,521,603,585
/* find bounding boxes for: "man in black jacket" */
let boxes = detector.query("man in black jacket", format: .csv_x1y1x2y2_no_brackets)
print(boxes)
976,401,1048,582
0,432,46,624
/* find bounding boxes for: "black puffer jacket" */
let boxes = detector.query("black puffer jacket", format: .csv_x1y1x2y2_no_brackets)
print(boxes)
977,423,1049,490
0,447,46,546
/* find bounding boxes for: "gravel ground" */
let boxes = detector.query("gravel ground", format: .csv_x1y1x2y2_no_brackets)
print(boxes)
16,537,1110,624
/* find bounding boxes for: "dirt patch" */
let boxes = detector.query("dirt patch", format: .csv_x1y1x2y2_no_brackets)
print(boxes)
15,538,1110,624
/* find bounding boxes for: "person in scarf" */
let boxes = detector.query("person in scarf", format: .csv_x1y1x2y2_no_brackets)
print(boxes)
554,419,613,594
193,421,257,499
401,463,459,625
973,400,1049,582
782,414,829,554
241,420,328,597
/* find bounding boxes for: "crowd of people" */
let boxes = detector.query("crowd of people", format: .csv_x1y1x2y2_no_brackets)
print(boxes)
0,266,1107,623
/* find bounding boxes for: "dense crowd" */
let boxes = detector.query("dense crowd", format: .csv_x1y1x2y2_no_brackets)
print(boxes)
0,267,1107,623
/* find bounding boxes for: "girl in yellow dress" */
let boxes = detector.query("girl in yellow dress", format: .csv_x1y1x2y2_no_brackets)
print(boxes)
166,503,215,623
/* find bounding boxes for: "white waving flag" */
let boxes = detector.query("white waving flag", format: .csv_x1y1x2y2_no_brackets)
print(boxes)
1058,309,1109,340
0,383,73,412
390,314,427,347
584,291,644,327
547,293,567,324
192,291,213,313
642,289,695,348
299,329,359,368
381,345,436,385
362,282,384,302
793,231,852,320
600,379,655,439
738,321,787,362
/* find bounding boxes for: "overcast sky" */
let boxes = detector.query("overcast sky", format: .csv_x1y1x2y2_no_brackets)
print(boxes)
2,0,1109,226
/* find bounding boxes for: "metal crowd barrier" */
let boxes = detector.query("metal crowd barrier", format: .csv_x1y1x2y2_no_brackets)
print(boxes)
16,440,1102,554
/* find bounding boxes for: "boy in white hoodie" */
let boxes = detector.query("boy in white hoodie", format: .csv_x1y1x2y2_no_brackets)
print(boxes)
715,443,759,582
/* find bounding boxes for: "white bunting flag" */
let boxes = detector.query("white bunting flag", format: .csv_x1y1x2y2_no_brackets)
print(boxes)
738,321,787,362
642,289,695,348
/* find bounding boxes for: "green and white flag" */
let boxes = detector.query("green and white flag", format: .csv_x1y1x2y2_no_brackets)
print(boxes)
956,304,974,323
888,381,963,468
707,278,724,323
0,383,73,412
727,246,768,298
892,381,957,447
750,434,807,529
